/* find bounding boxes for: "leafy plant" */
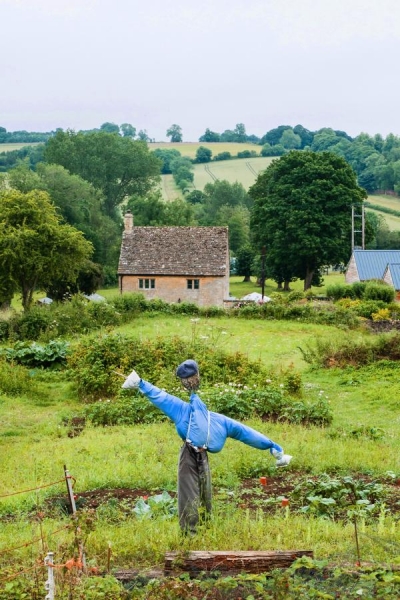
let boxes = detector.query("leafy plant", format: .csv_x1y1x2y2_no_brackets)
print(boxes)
0,340,69,367
292,473,386,520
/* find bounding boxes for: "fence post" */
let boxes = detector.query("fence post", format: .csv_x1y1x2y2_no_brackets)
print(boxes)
64,465,86,571
44,552,55,600
64,465,76,514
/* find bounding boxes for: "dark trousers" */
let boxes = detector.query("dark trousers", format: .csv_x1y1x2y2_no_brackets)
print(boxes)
178,442,212,533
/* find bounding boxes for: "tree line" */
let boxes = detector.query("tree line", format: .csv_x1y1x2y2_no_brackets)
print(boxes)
1,123,399,309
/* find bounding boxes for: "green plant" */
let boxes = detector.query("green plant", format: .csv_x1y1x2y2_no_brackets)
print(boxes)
0,340,69,367
292,473,386,520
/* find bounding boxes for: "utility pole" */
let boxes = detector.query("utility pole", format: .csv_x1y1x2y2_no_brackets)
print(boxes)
351,205,365,250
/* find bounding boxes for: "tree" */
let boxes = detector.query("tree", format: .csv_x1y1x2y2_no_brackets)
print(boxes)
234,123,247,143
127,192,194,226
0,189,93,310
166,124,183,143
235,245,255,282
261,126,291,146
137,129,150,142
6,162,121,272
44,130,161,217
152,148,181,173
195,146,212,163
249,151,367,290
120,123,136,138
280,129,301,150
100,122,120,134
199,128,220,142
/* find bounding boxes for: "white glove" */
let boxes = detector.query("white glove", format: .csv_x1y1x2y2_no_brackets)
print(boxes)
271,448,292,467
121,369,141,389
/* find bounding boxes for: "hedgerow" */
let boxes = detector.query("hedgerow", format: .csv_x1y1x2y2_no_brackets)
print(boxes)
299,331,400,368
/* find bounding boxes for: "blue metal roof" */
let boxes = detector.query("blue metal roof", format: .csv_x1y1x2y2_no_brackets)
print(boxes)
353,250,400,280
386,263,400,290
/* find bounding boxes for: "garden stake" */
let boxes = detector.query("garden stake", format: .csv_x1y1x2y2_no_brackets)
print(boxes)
44,552,55,600
353,516,361,567
107,542,112,573
64,465,87,572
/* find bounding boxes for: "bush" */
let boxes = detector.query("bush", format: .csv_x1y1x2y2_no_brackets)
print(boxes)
68,334,272,400
214,152,231,161
0,359,39,395
354,300,387,319
15,306,53,340
85,395,165,426
300,331,400,368
326,283,355,301
363,282,395,303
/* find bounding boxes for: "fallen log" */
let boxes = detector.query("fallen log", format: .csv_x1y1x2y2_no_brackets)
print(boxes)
165,550,313,576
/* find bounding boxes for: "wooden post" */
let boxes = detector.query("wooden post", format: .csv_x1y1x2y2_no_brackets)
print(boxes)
165,550,314,576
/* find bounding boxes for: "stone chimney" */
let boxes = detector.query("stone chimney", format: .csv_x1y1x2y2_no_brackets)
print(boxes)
124,210,133,232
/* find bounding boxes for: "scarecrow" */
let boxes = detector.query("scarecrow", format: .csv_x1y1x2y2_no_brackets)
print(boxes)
122,359,292,534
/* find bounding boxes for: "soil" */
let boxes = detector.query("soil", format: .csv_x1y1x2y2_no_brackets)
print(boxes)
46,471,400,517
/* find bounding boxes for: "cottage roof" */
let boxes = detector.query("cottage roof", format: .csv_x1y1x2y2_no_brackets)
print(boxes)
351,250,400,280
383,263,400,290
118,226,229,276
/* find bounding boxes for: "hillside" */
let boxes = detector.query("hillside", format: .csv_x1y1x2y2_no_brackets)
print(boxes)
148,141,261,160
160,156,274,200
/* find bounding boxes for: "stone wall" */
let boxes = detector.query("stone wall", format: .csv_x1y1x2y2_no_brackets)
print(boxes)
345,255,359,283
120,275,228,307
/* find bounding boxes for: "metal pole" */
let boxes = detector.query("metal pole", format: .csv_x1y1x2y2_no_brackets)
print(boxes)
44,552,55,600
351,205,355,251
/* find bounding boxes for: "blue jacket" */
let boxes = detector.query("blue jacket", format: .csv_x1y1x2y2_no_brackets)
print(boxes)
139,380,283,455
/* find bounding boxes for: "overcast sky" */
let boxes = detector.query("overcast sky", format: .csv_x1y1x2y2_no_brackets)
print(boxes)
1,0,400,141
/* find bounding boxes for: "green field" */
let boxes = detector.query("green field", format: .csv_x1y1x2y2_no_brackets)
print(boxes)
159,156,274,200
148,141,261,160
0,142,39,153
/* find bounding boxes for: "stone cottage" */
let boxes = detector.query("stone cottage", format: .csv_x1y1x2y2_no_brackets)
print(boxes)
118,211,229,307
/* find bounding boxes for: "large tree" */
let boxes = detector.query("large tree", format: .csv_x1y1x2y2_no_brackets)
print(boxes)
0,189,93,310
5,163,121,274
44,130,161,217
166,124,183,143
249,151,368,290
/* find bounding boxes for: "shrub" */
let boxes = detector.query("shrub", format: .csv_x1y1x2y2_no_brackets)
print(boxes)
326,283,355,301
364,282,395,303
351,281,367,298
214,152,231,161
15,306,53,340
68,334,271,400
287,290,305,303
0,359,39,396
110,292,147,315
372,308,391,321
84,395,165,426
354,300,387,319
299,331,400,368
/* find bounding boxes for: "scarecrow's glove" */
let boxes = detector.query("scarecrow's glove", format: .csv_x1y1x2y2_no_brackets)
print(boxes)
121,369,141,389
271,448,292,467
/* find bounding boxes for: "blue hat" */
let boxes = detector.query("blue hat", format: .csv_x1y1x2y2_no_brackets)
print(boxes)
176,359,199,379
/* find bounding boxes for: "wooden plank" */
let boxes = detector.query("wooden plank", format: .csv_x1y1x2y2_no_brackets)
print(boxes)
165,550,314,576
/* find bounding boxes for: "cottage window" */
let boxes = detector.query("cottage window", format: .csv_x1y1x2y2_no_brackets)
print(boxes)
187,279,200,290
139,278,155,289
